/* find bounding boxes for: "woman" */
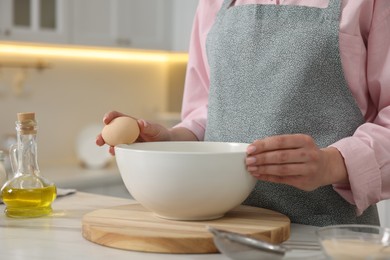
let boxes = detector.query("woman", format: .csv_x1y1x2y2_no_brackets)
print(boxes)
97,0,390,226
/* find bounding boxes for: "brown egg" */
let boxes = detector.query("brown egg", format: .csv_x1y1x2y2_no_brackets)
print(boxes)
101,117,140,146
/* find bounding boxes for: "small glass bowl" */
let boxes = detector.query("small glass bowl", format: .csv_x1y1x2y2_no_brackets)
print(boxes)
316,224,390,260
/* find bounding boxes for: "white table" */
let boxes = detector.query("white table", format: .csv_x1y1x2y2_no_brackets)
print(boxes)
0,192,324,260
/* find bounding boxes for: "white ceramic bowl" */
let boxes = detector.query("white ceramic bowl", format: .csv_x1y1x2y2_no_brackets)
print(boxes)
316,224,390,259
115,141,257,221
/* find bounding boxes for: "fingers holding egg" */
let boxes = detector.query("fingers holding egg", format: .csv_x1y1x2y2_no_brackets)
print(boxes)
103,110,127,125
101,116,140,146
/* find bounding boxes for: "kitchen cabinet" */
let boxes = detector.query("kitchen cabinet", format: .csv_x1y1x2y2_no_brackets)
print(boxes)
171,0,199,51
0,0,199,51
0,0,69,44
71,0,198,51
71,0,172,50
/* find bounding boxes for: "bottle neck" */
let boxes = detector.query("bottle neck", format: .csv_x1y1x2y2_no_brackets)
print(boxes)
15,121,40,176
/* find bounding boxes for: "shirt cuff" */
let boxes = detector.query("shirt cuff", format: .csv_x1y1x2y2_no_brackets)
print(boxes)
330,137,382,215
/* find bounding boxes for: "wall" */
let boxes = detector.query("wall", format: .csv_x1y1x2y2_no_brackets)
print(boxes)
0,42,187,167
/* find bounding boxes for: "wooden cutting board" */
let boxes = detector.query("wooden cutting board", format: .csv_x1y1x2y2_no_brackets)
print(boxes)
82,203,290,254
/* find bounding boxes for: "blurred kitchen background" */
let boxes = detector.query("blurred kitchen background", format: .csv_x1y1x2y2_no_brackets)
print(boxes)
0,0,389,227
0,0,196,197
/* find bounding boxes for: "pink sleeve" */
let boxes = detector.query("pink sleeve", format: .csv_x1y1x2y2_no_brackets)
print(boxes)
173,1,222,141
331,3,390,215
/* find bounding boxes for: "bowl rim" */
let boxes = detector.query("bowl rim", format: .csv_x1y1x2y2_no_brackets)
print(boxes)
115,141,250,154
316,224,390,238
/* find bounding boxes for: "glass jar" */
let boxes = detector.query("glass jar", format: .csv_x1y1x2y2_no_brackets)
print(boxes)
0,150,7,190
1,112,57,218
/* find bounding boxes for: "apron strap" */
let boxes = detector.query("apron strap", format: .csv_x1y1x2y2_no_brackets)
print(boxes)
221,0,341,21
223,0,234,10
324,0,342,22
229,0,237,7
214,0,235,20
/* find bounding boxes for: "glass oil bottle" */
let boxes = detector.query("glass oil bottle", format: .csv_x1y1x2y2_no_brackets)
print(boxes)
1,112,57,217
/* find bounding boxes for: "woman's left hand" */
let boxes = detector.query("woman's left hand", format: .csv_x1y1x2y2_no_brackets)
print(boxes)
245,134,349,191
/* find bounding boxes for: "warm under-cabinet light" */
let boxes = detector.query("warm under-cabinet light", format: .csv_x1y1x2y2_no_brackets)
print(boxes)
0,42,188,63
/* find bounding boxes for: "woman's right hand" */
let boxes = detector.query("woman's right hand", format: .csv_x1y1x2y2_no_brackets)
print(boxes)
96,110,172,155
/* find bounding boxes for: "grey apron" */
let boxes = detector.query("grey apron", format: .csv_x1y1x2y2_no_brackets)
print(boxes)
204,0,379,226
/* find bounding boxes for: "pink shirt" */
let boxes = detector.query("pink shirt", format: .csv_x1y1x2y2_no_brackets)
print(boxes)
175,0,390,215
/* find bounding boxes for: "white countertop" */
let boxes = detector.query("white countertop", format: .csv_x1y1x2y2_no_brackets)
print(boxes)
0,192,326,260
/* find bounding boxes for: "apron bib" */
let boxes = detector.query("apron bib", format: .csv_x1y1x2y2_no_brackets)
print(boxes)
205,0,379,226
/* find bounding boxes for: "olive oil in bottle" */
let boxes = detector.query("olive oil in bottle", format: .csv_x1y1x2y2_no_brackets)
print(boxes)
1,112,57,218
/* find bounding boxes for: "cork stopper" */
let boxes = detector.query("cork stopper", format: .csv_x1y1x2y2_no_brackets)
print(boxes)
17,112,35,123
17,112,37,134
